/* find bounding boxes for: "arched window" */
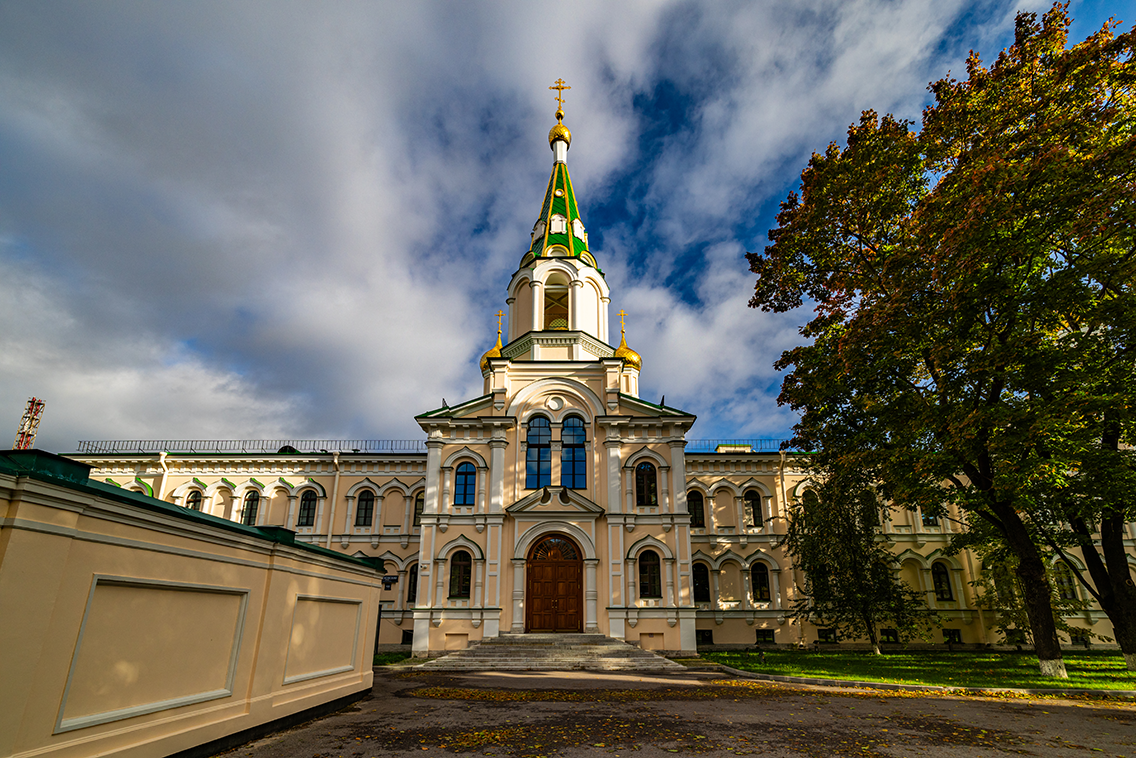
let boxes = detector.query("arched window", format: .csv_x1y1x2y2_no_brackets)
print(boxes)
638,549,662,599
454,463,476,506
186,490,203,511
241,491,259,526
413,492,424,526
751,562,771,602
688,490,705,528
525,416,551,489
406,563,418,605
743,489,763,528
543,280,569,330
297,490,317,527
932,562,953,601
692,562,711,603
635,462,658,508
355,490,375,527
560,416,587,489
1054,561,1078,600
449,550,472,599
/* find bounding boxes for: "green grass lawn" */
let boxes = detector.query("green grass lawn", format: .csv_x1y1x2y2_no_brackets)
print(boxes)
700,650,1136,691
373,652,413,666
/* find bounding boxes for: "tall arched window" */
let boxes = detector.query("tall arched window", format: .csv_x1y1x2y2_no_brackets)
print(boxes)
455,463,476,506
692,562,711,603
449,550,472,599
413,492,424,526
525,416,551,489
297,490,317,527
544,279,569,330
560,415,586,489
406,563,418,605
635,462,658,508
241,491,259,526
932,562,953,601
743,489,763,528
186,490,203,511
355,490,375,527
751,562,771,602
688,490,705,528
638,549,662,599
1054,561,1078,600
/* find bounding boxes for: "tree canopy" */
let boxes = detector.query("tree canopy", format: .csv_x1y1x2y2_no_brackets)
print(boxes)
749,6,1136,676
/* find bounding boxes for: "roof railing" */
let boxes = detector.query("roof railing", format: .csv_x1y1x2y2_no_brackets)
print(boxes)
75,439,428,455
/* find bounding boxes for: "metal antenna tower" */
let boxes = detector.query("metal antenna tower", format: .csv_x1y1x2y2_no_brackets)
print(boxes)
13,397,45,450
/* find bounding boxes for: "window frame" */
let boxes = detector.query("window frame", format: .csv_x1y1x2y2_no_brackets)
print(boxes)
692,562,711,603
638,549,662,599
355,489,375,527
932,562,953,601
688,490,705,528
406,563,418,605
635,462,658,508
454,462,476,506
525,416,552,489
297,490,317,527
559,415,587,489
241,491,259,526
413,492,424,527
186,490,203,511
743,489,763,528
751,562,771,603
449,550,473,599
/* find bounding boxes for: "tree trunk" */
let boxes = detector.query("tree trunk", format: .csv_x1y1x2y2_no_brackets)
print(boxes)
997,503,1068,678
1100,513,1136,671
863,614,881,655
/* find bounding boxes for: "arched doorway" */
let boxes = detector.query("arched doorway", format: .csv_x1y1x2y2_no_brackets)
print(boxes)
526,534,583,632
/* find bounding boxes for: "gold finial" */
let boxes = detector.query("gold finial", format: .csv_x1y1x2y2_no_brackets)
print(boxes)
613,310,641,371
480,311,505,372
550,78,571,112
548,79,573,148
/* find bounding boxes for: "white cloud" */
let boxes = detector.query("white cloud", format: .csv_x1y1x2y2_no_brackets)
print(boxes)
0,0,1082,449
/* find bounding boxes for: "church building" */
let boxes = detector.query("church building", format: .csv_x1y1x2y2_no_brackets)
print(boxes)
69,90,1117,657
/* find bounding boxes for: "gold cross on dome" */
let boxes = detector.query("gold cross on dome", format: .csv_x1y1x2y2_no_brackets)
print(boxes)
495,310,504,335
618,310,627,332
549,78,571,109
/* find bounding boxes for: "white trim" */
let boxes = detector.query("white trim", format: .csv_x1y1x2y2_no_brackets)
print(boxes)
55,575,249,734
281,594,361,685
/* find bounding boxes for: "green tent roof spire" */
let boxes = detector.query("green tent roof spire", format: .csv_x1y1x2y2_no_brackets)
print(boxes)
523,83,600,271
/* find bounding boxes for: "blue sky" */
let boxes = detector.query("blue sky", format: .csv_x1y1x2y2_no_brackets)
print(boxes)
0,0,1130,451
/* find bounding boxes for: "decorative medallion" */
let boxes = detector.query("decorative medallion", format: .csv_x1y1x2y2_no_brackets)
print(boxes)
547,396,564,411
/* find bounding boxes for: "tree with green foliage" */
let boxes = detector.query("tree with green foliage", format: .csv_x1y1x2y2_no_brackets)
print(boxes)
748,6,1136,677
782,470,930,654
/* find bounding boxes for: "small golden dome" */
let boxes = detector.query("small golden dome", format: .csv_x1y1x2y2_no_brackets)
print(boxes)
613,331,641,371
480,333,502,372
548,108,572,147
480,313,505,372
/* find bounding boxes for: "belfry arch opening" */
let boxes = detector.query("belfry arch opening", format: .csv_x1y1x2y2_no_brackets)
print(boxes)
544,273,570,330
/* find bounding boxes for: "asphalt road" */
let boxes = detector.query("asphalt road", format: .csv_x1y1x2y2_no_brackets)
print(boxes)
227,668,1136,758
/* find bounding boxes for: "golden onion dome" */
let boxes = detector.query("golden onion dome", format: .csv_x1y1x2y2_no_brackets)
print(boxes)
479,333,503,372
613,330,641,371
548,108,572,148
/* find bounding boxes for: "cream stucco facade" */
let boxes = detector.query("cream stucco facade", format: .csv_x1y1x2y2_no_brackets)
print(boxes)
66,108,1135,658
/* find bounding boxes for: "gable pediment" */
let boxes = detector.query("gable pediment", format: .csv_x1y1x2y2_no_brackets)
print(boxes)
506,486,605,516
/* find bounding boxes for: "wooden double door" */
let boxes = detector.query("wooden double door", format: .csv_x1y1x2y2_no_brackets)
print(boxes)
525,535,583,633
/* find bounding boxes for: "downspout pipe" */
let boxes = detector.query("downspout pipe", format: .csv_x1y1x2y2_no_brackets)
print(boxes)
157,451,169,501
326,451,341,549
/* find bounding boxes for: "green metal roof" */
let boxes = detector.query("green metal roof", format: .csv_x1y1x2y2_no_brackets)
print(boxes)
526,160,599,269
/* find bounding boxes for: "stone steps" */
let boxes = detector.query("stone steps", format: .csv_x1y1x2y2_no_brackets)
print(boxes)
416,633,685,672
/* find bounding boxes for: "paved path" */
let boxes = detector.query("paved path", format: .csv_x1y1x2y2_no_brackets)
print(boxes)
227,668,1136,758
